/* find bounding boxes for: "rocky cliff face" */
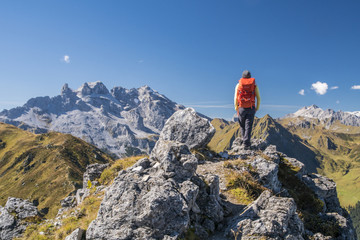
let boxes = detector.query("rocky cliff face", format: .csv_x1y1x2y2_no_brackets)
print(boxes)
0,82,184,156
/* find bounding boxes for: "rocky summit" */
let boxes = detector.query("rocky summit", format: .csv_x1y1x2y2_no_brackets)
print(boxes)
1,108,357,240
0,82,184,157
86,108,219,239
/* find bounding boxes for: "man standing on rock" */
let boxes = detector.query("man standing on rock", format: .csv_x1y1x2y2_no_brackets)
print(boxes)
234,70,261,150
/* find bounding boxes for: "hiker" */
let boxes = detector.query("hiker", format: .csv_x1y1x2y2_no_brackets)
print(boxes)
234,70,261,149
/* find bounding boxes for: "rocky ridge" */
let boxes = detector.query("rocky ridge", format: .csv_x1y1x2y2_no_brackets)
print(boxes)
0,82,184,157
2,108,357,239
86,108,355,239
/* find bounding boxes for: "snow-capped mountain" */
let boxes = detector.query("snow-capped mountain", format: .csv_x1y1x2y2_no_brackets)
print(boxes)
283,105,360,127
0,82,184,156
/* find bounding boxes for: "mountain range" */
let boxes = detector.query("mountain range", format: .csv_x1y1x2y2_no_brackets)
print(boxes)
0,82,184,157
283,104,360,127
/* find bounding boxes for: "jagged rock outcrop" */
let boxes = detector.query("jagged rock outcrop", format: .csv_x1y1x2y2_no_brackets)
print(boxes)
0,198,39,240
0,82,184,156
224,138,357,240
86,108,222,240
76,163,109,205
159,107,215,149
226,190,304,239
65,228,85,240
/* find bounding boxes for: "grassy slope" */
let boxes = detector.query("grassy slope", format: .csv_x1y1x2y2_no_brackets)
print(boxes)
278,118,360,207
0,122,113,218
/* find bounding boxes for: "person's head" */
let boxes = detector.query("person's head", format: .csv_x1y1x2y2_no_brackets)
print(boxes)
242,70,251,78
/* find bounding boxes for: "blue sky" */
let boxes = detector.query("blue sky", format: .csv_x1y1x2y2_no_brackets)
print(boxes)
0,0,359,119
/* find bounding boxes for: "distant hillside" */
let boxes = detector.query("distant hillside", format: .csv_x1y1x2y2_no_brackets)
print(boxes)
0,122,113,217
208,112,360,207
0,82,184,157
278,116,360,207
208,115,320,173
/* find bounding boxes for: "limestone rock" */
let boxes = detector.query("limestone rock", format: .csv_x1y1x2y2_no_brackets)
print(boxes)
250,156,281,193
65,228,85,240
87,110,222,240
0,198,39,239
82,163,109,188
285,157,307,177
150,140,198,180
227,190,304,239
301,173,341,213
86,154,198,239
159,108,215,149
5,197,39,220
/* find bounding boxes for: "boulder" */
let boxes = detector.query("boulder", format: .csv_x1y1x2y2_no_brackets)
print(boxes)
86,150,199,239
5,197,39,220
301,173,341,213
159,108,215,149
82,163,109,188
65,228,85,240
0,198,39,239
226,190,304,239
87,109,223,240
150,140,198,180
250,156,281,193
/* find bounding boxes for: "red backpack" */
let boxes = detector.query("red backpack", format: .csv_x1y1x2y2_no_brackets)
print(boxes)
237,78,256,108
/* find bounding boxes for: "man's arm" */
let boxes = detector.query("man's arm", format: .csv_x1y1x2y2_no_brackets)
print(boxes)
234,83,239,111
255,85,261,111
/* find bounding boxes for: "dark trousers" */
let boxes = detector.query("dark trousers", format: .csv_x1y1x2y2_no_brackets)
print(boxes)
237,107,256,147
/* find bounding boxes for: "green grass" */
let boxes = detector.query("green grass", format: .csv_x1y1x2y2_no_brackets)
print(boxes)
224,160,266,205
0,122,114,218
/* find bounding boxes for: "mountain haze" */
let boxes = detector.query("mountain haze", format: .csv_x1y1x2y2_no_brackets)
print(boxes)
0,82,184,157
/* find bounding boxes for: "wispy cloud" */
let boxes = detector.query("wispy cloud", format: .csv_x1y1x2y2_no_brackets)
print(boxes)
261,104,301,110
185,104,233,109
137,59,144,64
298,89,305,96
330,86,339,90
351,85,360,90
311,81,328,95
63,55,70,63
336,100,340,104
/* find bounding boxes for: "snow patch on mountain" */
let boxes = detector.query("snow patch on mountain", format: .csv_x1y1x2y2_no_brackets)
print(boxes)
0,82,184,156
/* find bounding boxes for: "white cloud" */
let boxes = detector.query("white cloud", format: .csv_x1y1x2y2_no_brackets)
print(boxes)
336,100,340,104
64,55,70,63
351,85,360,90
298,89,305,96
330,86,339,90
311,81,328,95
137,59,144,63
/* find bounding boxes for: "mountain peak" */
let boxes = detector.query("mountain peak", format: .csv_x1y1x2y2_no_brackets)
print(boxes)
77,81,109,96
307,104,320,109
61,83,73,95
